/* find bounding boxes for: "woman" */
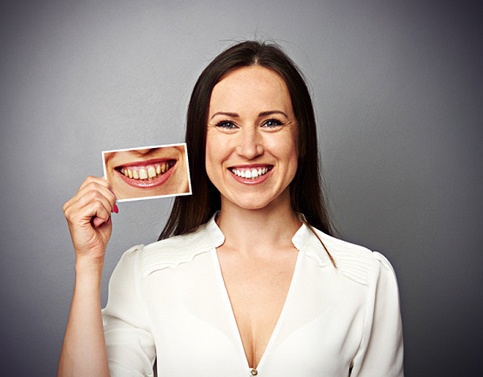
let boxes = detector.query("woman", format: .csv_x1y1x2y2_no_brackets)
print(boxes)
58,41,404,376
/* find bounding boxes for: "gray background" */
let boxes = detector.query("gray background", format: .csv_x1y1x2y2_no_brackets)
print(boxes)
1,0,482,375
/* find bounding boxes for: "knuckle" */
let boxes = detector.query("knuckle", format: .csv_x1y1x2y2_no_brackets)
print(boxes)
85,175,98,183
85,188,103,201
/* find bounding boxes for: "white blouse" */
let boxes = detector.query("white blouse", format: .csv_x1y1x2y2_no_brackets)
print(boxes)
102,216,404,377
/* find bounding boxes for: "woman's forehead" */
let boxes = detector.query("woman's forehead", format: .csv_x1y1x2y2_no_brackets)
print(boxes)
209,66,292,115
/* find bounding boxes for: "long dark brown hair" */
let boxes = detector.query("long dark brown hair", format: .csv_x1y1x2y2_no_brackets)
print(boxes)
159,41,334,244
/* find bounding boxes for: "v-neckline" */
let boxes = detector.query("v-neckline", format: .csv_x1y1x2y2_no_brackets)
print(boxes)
211,248,302,370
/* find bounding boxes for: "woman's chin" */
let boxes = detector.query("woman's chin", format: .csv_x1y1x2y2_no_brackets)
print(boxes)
222,195,287,212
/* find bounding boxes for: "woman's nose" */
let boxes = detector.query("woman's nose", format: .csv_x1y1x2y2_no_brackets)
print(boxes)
235,127,263,159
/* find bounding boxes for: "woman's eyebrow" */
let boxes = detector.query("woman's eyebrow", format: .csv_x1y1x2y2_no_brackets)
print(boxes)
258,110,288,118
210,112,239,120
210,110,288,120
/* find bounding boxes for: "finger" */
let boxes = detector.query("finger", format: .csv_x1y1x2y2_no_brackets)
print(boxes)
65,188,115,227
64,177,109,212
66,181,117,214
78,176,110,192
92,214,111,228
85,200,112,229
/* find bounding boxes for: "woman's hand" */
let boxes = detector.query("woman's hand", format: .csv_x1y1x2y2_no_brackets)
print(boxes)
63,176,118,263
59,177,115,376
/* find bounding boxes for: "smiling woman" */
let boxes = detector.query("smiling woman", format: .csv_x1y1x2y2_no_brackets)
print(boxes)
58,41,404,377
102,144,190,200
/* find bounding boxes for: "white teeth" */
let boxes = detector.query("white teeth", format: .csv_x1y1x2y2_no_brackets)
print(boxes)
231,167,270,179
120,162,174,180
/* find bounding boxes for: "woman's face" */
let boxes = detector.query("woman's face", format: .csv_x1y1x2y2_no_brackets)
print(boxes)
205,65,298,212
104,145,190,200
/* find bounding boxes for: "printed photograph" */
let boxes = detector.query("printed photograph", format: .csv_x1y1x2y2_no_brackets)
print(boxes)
102,143,191,201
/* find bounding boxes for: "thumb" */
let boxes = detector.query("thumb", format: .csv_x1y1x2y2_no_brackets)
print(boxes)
92,216,110,228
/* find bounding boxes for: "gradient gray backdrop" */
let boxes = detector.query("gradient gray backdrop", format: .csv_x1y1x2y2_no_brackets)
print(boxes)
1,0,482,375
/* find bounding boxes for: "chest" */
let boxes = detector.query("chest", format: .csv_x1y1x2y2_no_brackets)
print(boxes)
143,250,365,376
217,250,298,368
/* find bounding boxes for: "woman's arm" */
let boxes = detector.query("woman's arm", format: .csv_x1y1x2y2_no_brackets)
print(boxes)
351,253,404,377
58,176,117,377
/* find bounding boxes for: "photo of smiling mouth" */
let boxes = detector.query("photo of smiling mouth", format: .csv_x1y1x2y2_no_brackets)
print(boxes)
115,160,177,188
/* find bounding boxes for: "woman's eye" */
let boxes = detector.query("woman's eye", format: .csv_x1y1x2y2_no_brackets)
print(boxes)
262,119,283,128
215,121,238,130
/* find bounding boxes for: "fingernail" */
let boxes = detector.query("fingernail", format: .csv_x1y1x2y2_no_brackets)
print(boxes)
113,204,119,214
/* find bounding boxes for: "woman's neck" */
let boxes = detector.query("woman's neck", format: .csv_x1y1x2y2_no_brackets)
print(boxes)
216,200,301,257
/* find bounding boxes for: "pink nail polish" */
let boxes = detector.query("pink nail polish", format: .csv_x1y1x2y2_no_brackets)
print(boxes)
113,204,119,214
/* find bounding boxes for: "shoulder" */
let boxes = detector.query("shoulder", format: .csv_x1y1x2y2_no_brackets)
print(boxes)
116,219,224,278
297,224,397,286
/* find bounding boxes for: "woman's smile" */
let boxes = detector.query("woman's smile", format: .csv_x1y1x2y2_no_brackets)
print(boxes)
229,164,273,184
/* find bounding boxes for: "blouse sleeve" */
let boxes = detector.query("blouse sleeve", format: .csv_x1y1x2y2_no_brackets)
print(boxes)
351,252,404,377
102,246,156,377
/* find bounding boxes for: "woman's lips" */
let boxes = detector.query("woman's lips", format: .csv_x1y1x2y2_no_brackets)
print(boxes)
115,159,177,188
229,165,273,184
